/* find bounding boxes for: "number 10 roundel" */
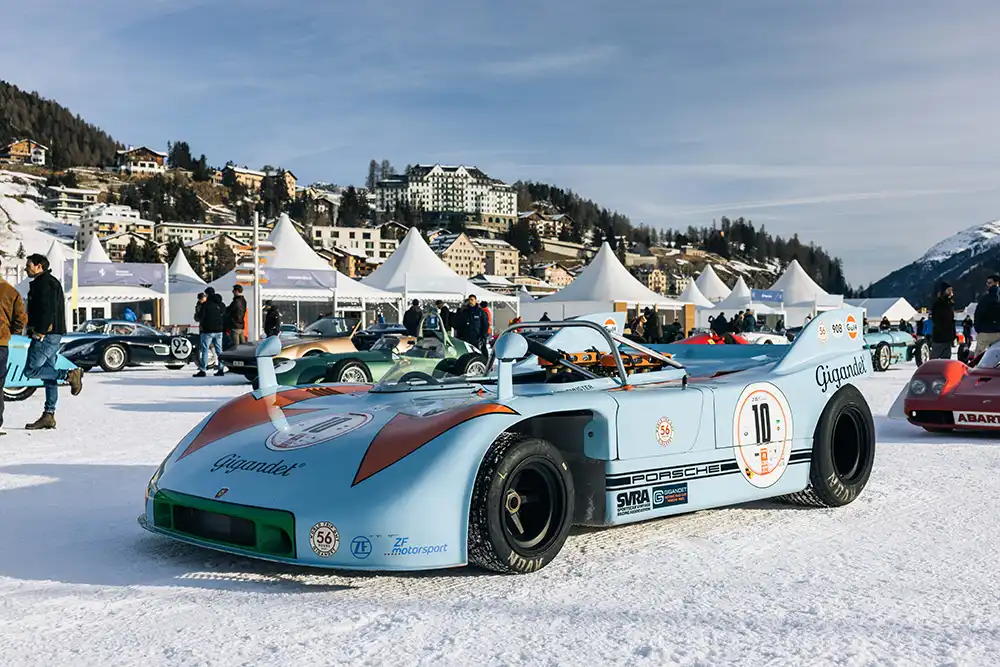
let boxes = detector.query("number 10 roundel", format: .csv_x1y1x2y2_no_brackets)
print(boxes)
731,382,794,488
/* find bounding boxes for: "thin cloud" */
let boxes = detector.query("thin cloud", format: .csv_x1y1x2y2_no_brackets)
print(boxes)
485,45,618,76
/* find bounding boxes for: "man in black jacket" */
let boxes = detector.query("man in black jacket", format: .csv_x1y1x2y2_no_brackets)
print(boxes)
929,281,956,359
263,300,282,337
453,295,489,351
973,275,1000,356
225,284,247,348
402,299,422,336
23,254,83,429
195,287,227,377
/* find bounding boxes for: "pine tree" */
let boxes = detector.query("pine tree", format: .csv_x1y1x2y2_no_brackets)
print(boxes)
123,236,142,262
16,243,25,259
379,159,394,180
142,239,160,262
366,159,378,189
211,236,236,279
167,141,194,170
192,155,211,181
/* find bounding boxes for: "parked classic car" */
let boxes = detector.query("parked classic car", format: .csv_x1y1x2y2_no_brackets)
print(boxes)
59,319,196,372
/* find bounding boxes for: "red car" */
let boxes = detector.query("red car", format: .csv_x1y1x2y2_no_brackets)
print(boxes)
903,343,1000,432
675,332,750,345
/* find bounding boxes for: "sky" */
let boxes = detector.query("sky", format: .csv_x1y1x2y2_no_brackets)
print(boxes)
4,0,1000,286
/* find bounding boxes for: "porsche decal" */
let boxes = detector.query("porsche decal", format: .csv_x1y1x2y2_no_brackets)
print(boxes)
352,403,518,486
177,385,370,460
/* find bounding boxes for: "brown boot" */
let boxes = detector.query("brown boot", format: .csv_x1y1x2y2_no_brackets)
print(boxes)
67,368,83,396
25,412,56,430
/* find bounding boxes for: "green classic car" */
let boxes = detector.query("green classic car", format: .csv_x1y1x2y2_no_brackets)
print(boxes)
273,313,488,387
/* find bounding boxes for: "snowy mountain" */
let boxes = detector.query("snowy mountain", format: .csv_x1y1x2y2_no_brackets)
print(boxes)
869,219,1000,308
0,170,78,266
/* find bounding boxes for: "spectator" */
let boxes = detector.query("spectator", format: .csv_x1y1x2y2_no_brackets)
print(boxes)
929,281,956,359
123,306,137,322
710,312,730,335
434,300,452,333
0,258,27,435
454,295,489,351
879,316,891,331
742,310,756,332
481,301,493,336
22,254,83,429
263,300,282,337
225,285,247,348
644,306,663,343
900,319,912,333
540,312,551,322
195,286,226,377
962,315,973,345
402,299,422,336
194,292,206,325
916,317,925,337
973,274,1000,356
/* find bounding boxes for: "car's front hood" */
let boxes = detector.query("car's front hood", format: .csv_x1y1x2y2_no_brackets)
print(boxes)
156,385,503,508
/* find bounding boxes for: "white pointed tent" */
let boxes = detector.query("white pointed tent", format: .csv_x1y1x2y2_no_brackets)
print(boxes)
169,214,401,332
694,265,731,302
769,259,843,326
362,227,518,307
168,249,205,288
697,276,785,328
521,242,684,320
79,232,112,264
678,279,715,308
845,298,917,324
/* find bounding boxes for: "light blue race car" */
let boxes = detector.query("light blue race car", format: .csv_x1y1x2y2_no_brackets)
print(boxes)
139,308,876,574
4,334,77,402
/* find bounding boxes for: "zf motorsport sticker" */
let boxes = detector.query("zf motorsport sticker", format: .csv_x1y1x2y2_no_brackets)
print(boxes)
266,412,373,451
309,521,340,557
656,417,674,446
732,382,793,489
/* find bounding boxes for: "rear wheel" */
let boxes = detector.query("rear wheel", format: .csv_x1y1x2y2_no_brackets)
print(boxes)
914,339,931,366
100,344,128,372
328,360,372,384
455,353,488,376
3,386,36,402
872,342,891,372
778,384,875,507
468,434,574,574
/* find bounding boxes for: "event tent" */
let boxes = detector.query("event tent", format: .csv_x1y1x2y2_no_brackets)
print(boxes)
362,227,518,307
168,249,205,289
521,242,685,320
678,279,716,308
170,214,400,331
845,298,917,324
694,265,731,302
768,260,843,326
696,276,785,327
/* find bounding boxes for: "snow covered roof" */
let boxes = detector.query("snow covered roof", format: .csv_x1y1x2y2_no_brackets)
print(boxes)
362,227,517,303
769,259,830,305
694,265,731,302
80,233,112,264
168,249,205,286
267,213,335,271
537,242,685,310
678,280,715,308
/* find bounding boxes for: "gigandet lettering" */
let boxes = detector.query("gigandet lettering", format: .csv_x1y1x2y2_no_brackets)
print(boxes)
209,453,306,476
815,355,868,393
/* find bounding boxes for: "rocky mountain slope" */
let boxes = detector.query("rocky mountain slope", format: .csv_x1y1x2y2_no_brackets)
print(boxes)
869,220,1000,308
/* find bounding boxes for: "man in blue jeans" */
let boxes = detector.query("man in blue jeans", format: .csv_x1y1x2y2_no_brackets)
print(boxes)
194,286,226,377
23,254,83,429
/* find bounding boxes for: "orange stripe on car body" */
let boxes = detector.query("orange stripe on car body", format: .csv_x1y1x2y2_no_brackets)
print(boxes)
352,403,518,486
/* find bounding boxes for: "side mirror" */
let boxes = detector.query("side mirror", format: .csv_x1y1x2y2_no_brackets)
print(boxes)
494,332,528,362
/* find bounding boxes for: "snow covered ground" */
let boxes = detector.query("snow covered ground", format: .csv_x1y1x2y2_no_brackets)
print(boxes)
1,364,999,666
0,172,78,260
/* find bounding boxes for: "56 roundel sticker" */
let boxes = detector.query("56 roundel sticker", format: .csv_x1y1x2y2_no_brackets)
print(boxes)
732,382,793,488
266,412,373,451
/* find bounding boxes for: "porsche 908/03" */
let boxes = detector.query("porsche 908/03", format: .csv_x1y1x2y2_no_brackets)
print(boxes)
140,308,876,574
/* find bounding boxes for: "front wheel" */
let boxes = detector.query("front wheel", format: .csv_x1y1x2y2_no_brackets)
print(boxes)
914,339,931,366
778,384,875,507
468,434,574,574
872,342,891,372
328,360,372,384
100,344,128,372
3,386,36,402
455,353,488,376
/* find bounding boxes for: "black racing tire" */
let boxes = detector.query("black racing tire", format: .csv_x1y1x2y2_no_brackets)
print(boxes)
763,339,773,345
468,434,574,574
398,371,437,384
165,364,185,370
455,353,488,376
914,339,931,367
778,384,876,508
3,386,37,402
327,359,372,384
872,342,891,372
99,344,128,372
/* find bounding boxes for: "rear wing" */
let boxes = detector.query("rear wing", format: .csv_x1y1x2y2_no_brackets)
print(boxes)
772,307,869,376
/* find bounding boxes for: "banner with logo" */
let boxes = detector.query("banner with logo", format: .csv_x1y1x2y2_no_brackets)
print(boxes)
750,289,784,303
64,263,166,289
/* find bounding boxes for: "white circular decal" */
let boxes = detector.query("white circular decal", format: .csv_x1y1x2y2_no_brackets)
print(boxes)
817,321,828,344
266,412,373,451
732,382,793,488
171,337,192,359
309,521,339,557
830,320,845,338
656,417,674,446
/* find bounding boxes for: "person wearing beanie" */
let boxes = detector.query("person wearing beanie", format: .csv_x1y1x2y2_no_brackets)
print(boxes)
973,275,1000,356
929,281,956,359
